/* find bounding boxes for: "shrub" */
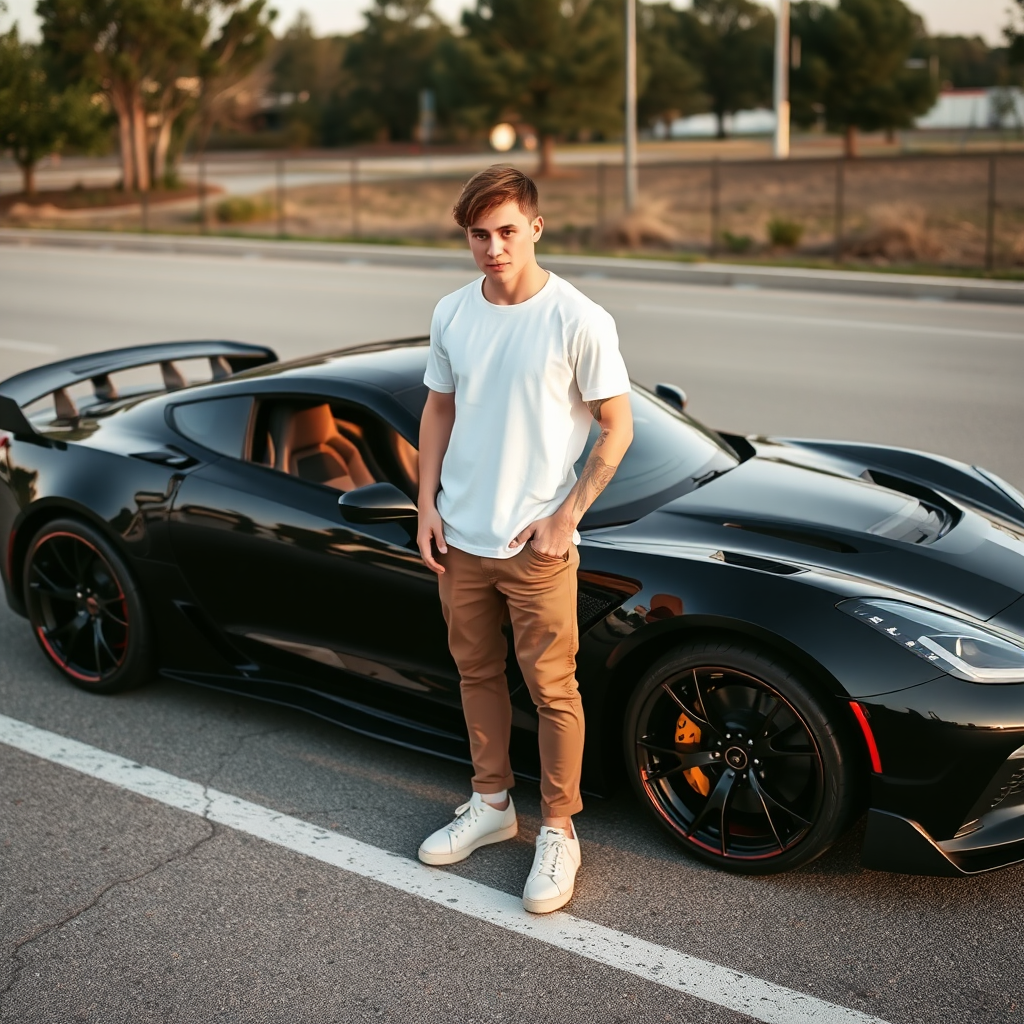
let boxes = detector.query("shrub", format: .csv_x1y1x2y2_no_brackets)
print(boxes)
215,196,262,224
722,230,753,254
766,217,804,248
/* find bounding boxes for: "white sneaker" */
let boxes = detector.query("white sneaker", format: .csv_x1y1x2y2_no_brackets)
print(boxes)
522,826,581,914
417,792,518,866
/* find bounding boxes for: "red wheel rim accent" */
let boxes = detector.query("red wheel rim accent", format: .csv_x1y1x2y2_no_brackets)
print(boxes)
27,531,129,683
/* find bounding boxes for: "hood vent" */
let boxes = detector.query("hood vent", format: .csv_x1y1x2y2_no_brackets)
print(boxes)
860,469,957,543
867,500,946,544
723,522,857,554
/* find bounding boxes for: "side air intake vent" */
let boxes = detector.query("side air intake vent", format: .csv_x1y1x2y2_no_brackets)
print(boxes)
711,550,804,575
576,571,642,632
723,522,857,554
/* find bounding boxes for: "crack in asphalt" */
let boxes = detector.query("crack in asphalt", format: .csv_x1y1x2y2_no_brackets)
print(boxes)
0,726,284,1011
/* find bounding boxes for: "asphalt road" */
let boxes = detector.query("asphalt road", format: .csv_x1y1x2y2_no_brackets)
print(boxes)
1,246,1023,1024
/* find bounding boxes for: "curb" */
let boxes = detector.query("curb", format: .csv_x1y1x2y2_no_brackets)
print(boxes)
3,227,1023,306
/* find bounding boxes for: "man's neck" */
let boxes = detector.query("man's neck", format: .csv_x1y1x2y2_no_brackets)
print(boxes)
481,260,549,306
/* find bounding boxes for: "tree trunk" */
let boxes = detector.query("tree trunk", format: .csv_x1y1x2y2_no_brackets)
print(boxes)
844,125,859,159
111,89,136,191
716,111,727,139
20,161,36,197
131,92,151,192
537,134,556,177
153,116,174,188
884,127,895,145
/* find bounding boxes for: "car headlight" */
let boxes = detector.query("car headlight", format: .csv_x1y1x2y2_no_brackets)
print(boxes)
840,598,1024,684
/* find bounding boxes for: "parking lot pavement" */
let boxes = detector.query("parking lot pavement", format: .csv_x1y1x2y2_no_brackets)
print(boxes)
2,601,1023,1024
2,245,1024,1023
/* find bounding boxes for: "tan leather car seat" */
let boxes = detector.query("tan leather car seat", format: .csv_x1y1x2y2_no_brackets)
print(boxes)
270,403,374,491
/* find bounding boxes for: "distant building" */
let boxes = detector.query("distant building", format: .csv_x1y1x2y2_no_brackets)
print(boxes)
915,88,1024,130
655,108,777,139
652,87,1024,139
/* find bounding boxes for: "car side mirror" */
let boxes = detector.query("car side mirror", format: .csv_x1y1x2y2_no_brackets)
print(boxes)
338,482,419,524
655,383,687,411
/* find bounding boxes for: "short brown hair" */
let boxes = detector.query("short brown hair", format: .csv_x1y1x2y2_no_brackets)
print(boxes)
452,165,539,229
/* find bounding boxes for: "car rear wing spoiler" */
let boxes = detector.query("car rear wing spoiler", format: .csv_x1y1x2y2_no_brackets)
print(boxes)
0,340,277,440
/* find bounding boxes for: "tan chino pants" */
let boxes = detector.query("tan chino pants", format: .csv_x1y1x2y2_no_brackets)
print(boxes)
437,543,585,819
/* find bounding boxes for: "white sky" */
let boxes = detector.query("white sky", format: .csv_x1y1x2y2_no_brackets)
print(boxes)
1,0,1012,46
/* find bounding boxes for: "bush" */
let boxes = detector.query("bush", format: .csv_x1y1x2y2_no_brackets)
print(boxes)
766,217,804,248
215,196,263,224
722,230,753,254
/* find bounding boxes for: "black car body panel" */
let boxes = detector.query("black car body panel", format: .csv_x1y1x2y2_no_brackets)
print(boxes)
4,338,1024,876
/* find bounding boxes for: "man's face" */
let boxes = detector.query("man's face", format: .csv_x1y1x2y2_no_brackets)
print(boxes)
466,200,543,281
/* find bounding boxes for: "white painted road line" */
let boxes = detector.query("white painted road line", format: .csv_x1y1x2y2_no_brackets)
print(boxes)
0,713,891,1024
0,339,61,355
638,304,1024,342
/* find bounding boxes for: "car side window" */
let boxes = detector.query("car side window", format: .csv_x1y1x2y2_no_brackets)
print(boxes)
248,397,419,496
171,396,254,459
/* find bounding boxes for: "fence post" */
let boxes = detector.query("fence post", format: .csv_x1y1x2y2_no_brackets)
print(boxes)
709,159,720,257
276,157,285,239
833,157,845,263
985,154,997,272
596,161,606,229
198,153,207,235
351,158,360,238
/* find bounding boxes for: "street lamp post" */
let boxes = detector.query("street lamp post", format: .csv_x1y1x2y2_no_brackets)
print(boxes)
624,0,638,212
773,0,790,159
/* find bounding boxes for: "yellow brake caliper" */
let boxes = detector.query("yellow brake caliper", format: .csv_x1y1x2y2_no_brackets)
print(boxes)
675,710,711,797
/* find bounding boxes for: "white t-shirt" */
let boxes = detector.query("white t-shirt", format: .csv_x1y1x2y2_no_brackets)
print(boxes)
424,271,631,559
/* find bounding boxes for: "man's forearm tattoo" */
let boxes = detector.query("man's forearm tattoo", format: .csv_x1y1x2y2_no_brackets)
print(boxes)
574,428,617,515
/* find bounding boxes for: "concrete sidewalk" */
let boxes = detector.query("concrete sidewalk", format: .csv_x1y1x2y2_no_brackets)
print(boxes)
3,227,1022,306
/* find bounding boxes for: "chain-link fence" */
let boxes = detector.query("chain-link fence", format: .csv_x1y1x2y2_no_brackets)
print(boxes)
3,150,1022,272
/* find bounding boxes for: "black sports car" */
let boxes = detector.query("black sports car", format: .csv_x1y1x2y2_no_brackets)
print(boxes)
3,339,1024,877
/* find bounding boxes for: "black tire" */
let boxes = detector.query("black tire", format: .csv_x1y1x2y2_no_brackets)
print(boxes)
23,517,153,694
624,638,857,874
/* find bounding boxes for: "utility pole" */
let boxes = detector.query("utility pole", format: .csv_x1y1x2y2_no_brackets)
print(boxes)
773,0,790,159
624,0,638,212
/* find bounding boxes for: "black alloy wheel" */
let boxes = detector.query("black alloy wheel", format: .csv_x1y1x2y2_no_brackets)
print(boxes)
624,639,857,874
23,518,152,694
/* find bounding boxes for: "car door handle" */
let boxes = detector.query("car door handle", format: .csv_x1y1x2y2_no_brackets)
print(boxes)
130,448,197,469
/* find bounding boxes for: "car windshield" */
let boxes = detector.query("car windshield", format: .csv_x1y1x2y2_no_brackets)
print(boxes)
574,384,739,527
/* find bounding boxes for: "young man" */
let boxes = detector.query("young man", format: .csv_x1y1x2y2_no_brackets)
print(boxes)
416,165,633,914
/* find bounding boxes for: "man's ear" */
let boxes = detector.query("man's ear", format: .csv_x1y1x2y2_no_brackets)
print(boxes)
532,215,544,242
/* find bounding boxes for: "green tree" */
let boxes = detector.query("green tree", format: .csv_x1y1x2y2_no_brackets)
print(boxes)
457,0,623,175
182,0,276,165
0,26,105,195
340,0,450,144
638,2,703,133
910,35,1007,90
270,12,350,146
678,0,774,139
1007,0,1024,69
790,0,938,157
270,11,348,146
37,0,274,191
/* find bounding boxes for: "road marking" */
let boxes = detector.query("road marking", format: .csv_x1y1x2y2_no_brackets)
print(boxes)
0,713,889,1024
0,338,60,354
638,303,1024,342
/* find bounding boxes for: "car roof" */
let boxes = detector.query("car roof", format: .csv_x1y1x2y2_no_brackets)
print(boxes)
229,337,430,396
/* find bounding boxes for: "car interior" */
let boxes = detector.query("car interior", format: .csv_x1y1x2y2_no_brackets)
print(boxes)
248,399,419,497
